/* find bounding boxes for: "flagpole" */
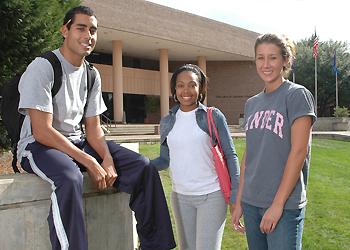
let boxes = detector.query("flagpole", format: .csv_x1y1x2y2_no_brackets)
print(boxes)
335,71,338,107
333,50,339,108
313,30,318,116
314,56,317,116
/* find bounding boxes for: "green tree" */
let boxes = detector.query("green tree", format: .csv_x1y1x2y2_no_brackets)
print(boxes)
291,37,350,116
0,0,79,149
0,0,79,89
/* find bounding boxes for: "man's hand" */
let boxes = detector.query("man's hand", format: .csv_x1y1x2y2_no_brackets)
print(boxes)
101,154,117,187
85,157,108,190
84,116,117,188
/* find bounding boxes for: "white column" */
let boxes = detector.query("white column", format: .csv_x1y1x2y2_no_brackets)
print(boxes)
159,49,169,117
112,40,124,123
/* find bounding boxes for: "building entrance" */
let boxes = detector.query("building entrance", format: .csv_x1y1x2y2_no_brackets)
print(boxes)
102,92,147,124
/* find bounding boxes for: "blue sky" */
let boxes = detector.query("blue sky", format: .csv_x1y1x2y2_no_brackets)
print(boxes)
147,0,350,43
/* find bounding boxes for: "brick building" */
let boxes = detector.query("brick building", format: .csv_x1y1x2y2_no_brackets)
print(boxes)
84,0,263,124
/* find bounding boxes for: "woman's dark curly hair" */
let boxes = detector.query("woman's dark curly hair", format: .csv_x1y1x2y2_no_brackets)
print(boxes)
170,64,208,103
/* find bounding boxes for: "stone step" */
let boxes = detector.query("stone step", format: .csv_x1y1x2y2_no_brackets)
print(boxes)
105,124,244,136
107,124,160,135
228,125,244,133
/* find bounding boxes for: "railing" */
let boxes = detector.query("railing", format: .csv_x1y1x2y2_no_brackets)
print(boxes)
100,113,116,129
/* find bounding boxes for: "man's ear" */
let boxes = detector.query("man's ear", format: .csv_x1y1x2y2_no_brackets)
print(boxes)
60,25,68,39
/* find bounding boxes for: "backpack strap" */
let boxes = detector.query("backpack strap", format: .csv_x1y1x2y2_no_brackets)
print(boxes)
207,107,223,150
85,60,96,97
11,145,20,173
80,60,96,133
39,51,63,97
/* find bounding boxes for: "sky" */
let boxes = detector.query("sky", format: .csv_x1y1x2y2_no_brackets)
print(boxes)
147,0,350,43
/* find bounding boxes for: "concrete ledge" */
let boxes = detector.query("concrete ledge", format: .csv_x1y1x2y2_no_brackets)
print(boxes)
0,174,134,250
313,117,350,131
0,143,139,250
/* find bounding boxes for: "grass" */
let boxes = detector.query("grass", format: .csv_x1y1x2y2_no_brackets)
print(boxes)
140,138,350,250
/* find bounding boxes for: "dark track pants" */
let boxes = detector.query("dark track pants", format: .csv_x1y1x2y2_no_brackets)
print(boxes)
21,140,176,250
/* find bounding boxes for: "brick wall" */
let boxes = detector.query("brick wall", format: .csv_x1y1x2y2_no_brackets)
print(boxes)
207,61,262,124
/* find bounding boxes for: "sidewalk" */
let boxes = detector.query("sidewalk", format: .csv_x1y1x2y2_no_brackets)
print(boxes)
312,131,350,141
106,131,350,143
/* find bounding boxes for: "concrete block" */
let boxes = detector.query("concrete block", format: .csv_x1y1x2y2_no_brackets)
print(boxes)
313,117,350,131
0,142,140,250
85,193,134,250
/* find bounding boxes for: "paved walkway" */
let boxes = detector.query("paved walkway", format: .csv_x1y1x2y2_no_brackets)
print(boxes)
312,131,350,141
106,131,350,143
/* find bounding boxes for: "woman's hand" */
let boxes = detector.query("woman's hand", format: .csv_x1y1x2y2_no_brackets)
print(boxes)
230,203,245,233
260,203,283,234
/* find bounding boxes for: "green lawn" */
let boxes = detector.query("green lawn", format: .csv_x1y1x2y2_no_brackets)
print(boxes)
140,138,350,250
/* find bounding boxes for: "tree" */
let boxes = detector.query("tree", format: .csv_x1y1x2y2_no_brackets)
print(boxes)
291,37,350,116
0,0,79,150
0,0,79,89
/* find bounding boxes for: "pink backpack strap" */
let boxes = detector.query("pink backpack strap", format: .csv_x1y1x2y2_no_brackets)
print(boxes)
207,107,214,146
207,107,223,150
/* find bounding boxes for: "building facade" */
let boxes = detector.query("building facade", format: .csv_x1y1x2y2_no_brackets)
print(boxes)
83,0,263,124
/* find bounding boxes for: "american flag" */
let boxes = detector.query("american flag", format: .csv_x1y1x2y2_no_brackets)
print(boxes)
313,35,319,58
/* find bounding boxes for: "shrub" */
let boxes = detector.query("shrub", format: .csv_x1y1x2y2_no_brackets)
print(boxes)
145,95,160,113
0,123,11,151
333,106,350,117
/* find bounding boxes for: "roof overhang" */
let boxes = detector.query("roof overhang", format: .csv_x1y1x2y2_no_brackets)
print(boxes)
83,0,259,61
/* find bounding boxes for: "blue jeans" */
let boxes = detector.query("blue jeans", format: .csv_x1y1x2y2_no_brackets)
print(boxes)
242,202,305,250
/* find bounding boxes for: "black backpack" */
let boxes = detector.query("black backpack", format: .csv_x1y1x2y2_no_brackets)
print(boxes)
1,51,96,173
